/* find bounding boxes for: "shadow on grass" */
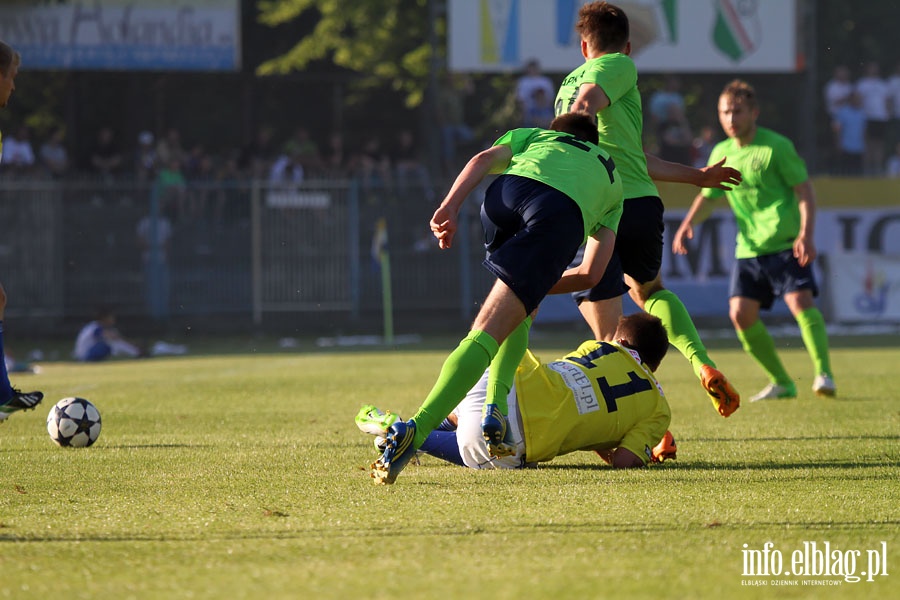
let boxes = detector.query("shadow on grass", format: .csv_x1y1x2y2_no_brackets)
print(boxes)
3,518,898,544
537,459,897,471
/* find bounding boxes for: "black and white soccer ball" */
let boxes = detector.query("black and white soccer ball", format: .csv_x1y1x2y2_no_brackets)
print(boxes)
47,397,102,447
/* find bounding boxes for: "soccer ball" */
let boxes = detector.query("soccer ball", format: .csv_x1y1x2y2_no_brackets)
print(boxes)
47,397,102,447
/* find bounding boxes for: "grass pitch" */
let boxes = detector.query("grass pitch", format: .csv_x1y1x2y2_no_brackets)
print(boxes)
1,334,897,599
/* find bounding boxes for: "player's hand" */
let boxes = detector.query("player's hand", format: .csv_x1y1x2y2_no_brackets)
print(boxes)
698,157,741,190
793,234,816,267
672,221,694,255
430,206,458,250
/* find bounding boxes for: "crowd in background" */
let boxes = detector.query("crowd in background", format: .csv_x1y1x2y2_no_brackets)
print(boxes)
825,60,900,176
3,59,900,204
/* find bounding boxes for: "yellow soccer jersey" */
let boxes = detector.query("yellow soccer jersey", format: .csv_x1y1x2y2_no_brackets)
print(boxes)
515,340,670,465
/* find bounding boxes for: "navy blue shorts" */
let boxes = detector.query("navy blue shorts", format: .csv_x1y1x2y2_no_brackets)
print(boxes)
572,196,663,303
481,174,584,314
729,249,819,310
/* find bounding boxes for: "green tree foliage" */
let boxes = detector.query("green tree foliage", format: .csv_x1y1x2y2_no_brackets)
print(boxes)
256,0,436,108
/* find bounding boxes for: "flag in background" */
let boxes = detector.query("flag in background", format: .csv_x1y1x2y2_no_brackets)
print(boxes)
371,217,389,269
712,0,761,62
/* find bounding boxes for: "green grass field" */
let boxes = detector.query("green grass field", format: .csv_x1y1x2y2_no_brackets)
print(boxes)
1,333,897,599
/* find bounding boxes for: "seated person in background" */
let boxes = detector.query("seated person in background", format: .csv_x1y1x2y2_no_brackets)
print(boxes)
73,307,142,362
358,313,676,471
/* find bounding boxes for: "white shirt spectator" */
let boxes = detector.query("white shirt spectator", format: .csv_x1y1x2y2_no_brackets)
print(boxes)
856,73,890,121
887,70,900,118
824,66,854,117
2,134,35,167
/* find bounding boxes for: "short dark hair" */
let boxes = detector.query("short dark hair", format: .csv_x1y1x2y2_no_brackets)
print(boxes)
549,111,599,145
615,313,669,372
0,40,20,78
721,79,758,109
576,2,630,54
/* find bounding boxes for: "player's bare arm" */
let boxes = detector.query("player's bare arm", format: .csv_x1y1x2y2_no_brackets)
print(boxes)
793,180,818,267
570,82,610,114
645,154,741,190
430,145,512,250
672,193,715,255
547,227,616,294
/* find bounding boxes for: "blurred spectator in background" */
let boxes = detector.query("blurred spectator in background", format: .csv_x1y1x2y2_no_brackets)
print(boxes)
515,59,555,121
691,125,717,168
436,72,475,178
284,127,323,177
135,130,157,183
73,306,142,361
824,65,854,118
1,124,35,174
357,136,392,196
238,125,275,179
136,207,173,320
855,61,890,175
886,142,900,178
269,147,305,185
887,60,900,151
656,103,693,165
155,157,188,220
648,74,686,128
830,91,866,176
322,131,350,177
155,128,187,168
89,126,124,181
520,87,555,128
38,126,68,177
391,129,434,202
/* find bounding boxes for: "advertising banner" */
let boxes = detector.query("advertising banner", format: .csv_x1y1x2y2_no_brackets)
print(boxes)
538,207,900,323
0,0,241,71
449,0,797,73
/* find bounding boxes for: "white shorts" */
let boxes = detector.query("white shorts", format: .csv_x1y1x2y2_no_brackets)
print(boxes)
453,369,529,469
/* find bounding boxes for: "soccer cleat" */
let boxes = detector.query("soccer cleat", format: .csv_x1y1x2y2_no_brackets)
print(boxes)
371,420,418,485
651,431,677,463
481,403,515,458
0,388,43,419
355,404,400,436
812,374,836,397
749,382,797,402
700,365,741,418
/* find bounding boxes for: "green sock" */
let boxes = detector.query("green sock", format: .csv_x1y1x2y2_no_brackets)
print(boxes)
644,289,713,379
486,317,532,416
795,307,832,377
735,320,792,385
411,330,499,447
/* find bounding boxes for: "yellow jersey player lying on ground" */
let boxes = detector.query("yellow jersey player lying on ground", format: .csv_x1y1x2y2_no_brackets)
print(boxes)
361,313,675,475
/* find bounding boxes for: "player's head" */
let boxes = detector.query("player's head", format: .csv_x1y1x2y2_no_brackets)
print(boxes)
0,40,21,108
718,79,759,141
550,111,599,145
576,2,630,55
95,305,117,326
614,313,669,372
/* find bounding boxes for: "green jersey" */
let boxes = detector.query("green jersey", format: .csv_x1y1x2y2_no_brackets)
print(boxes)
493,127,623,241
702,127,809,258
555,53,658,201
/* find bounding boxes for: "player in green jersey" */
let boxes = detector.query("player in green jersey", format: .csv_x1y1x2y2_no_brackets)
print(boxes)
673,79,836,402
359,313,675,471
550,2,742,419
371,112,624,484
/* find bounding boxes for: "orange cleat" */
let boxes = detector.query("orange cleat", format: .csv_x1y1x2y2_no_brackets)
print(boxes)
651,431,677,463
700,365,740,417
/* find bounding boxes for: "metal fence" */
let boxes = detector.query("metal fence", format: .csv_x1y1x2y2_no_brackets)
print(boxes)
0,176,495,335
